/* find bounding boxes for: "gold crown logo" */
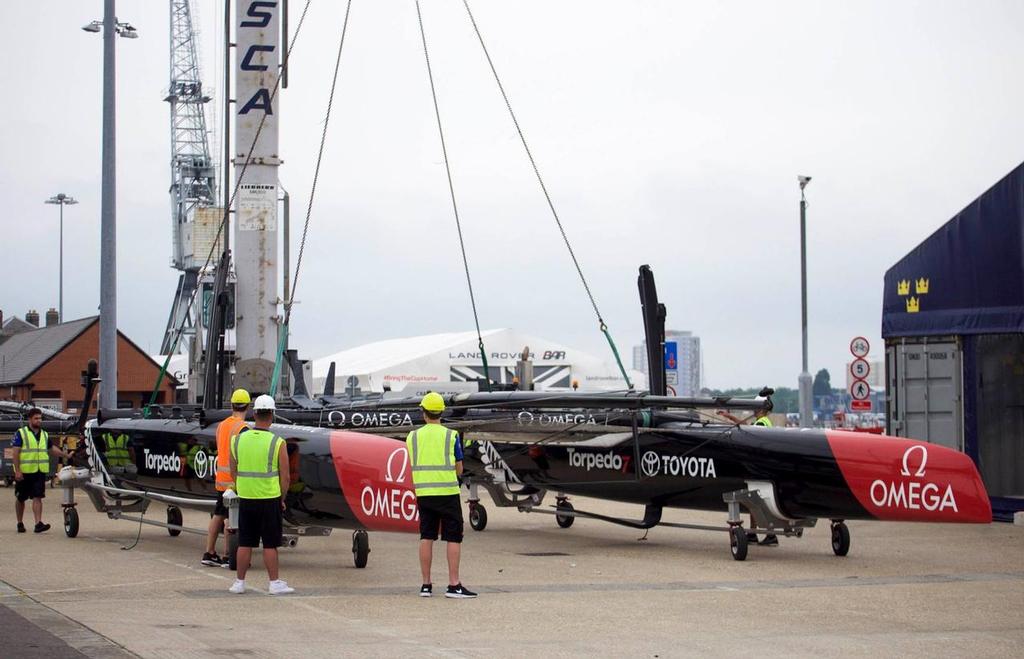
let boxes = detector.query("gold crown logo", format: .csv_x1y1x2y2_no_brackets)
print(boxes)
906,296,920,313
915,278,929,294
897,280,911,296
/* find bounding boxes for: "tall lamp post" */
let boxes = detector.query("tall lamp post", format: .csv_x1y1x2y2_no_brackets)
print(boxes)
83,5,138,409
44,193,78,323
797,175,813,428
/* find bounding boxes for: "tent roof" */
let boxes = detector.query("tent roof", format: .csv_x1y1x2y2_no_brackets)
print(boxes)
882,161,1024,338
313,329,506,377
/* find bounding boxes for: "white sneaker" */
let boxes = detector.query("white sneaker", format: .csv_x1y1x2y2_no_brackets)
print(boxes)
228,579,246,594
268,580,295,595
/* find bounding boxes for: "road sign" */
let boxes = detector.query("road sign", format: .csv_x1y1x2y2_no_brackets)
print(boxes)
850,379,871,401
850,336,870,358
849,358,871,380
664,342,678,371
666,371,679,385
850,400,873,411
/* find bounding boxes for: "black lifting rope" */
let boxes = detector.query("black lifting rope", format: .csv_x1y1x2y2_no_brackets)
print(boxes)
460,0,633,389
270,0,354,396
416,0,493,392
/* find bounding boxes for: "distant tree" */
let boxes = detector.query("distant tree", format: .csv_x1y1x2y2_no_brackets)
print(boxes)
812,369,832,397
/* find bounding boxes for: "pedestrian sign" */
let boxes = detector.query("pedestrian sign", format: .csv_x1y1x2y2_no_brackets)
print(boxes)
850,379,871,401
664,342,678,371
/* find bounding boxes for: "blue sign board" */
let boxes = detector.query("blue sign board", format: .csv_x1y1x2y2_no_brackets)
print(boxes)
664,341,678,371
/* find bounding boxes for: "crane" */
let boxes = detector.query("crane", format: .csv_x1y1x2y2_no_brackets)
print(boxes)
161,0,218,356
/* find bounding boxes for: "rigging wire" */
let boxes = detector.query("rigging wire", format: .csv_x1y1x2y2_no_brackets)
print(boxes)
415,0,492,392
460,0,632,389
269,0,354,396
148,0,314,408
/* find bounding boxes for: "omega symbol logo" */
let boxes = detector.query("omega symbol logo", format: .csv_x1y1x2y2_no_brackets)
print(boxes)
900,444,928,477
641,451,661,477
385,447,409,483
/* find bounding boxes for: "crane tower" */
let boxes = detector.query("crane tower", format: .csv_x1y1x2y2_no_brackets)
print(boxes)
161,0,219,355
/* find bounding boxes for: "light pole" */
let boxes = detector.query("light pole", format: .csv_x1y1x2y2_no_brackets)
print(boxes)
83,5,138,409
44,193,79,323
798,175,813,428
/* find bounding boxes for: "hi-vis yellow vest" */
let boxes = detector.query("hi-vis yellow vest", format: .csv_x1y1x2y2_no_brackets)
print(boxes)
18,427,50,474
231,429,284,499
406,424,460,497
103,433,130,467
754,416,773,427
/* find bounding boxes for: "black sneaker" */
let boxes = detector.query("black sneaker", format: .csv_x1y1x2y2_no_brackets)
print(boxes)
419,584,432,598
17,522,25,533
759,534,779,546
201,552,222,567
445,583,477,599
34,522,51,534
218,555,232,569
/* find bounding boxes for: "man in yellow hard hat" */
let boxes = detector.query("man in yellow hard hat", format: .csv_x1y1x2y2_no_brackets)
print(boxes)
202,389,251,568
407,392,476,599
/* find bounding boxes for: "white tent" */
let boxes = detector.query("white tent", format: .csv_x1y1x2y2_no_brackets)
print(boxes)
312,329,641,394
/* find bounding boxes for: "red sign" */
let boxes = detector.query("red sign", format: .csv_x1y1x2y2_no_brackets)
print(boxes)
850,379,871,401
850,336,870,358
851,400,872,411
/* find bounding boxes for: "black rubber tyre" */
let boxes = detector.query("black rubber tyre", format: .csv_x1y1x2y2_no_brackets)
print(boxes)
831,521,851,557
469,504,488,532
555,501,575,529
226,531,239,571
352,530,370,568
730,527,749,561
167,506,183,537
63,507,79,538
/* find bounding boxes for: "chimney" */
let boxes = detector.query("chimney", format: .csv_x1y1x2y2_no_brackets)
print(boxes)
45,308,59,327
25,310,39,327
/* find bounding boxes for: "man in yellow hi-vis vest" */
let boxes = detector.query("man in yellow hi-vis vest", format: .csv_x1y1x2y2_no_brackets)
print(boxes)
407,392,477,599
228,395,293,595
11,408,71,534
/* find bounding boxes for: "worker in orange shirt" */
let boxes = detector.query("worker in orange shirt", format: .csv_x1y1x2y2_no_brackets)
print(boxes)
202,389,251,567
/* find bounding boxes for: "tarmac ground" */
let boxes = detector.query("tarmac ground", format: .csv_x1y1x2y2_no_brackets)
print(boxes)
0,483,1021,658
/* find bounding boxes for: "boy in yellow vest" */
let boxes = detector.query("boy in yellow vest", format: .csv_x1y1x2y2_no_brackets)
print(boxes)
407,393,477,599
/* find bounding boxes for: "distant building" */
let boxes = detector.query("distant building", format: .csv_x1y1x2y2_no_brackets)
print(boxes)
0,316,178,412
632,330,702,396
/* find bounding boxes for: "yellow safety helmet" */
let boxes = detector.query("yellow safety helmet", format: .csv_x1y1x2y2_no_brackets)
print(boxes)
230,389,251,405
420,392,445,413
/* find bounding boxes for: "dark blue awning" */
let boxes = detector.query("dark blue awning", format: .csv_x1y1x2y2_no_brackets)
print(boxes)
882,162,1024,338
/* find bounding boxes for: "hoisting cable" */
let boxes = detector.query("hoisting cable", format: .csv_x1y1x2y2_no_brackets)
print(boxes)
460,0,632,389
269,0,355,397
416,0,492,391
147,0,315,411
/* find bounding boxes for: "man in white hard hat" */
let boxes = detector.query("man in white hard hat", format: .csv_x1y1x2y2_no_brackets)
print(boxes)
228,395,293,595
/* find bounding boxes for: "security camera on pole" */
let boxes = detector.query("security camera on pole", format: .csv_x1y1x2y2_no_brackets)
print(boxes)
797,175,813,427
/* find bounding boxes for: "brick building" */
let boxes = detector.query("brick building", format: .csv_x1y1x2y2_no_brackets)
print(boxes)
0,316,177,412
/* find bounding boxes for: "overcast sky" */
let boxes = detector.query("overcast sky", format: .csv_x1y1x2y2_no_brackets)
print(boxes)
3,1,1023,390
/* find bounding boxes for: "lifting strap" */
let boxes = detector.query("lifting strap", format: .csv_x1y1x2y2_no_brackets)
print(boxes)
460,0,632,389
416,1,492,391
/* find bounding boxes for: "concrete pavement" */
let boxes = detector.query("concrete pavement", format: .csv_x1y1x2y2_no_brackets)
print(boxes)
0,486,1021,658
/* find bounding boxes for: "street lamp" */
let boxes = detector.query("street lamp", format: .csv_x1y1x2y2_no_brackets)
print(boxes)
83,1,138,409
797,175,812,428
44,193,78,323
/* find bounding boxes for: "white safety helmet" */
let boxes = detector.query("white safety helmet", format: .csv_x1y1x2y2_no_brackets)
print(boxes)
253,394,276,411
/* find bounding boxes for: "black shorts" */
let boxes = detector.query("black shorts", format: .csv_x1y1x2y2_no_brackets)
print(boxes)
417,494,463,543
238,497,282,549
212,491,228,517
15,472,47,502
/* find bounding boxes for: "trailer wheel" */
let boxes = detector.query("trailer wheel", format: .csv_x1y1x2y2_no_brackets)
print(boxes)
226,531,239,571
730,526,749,561
352,530,370,568
63,507,79,538
469,503,488,531
167,506,183,537
555,501,575,528
830,521,850,556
